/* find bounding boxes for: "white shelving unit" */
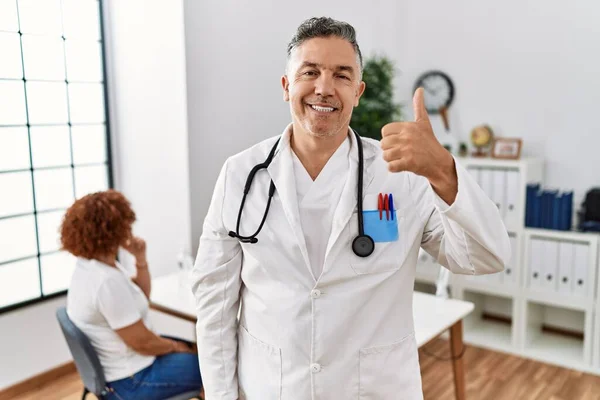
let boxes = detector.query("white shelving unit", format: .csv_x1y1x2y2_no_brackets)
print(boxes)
593,243,600,370
415,156,600,375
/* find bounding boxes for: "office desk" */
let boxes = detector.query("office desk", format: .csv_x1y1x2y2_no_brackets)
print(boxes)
150,272,474,400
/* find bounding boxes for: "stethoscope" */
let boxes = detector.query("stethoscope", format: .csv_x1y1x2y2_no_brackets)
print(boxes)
228,130,375,258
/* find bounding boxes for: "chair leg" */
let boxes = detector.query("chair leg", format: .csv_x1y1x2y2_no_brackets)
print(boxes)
81,387,89,400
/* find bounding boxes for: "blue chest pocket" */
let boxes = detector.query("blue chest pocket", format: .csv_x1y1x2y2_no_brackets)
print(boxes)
362,210,399,243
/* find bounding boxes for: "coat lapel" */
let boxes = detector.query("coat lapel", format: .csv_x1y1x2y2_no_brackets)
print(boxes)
324,131,377,262
267,128,314,281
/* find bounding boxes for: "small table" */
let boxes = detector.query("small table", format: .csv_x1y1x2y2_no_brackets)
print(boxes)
151,272,474,400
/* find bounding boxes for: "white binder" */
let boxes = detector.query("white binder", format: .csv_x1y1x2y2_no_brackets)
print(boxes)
557,242,574,294
504,171,520,231
480,168,494,200
491,170,507,222
573,243,589,297
467,167,481,188
541,239,558,292
504,235,517,285
528,238,543,289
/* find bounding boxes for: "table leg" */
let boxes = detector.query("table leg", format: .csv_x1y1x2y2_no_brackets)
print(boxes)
449,320,466,400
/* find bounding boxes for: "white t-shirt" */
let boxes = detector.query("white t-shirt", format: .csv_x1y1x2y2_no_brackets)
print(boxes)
66,257,156,382
292,136,350,279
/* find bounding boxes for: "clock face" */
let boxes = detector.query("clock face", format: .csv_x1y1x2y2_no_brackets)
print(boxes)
414,71,455,114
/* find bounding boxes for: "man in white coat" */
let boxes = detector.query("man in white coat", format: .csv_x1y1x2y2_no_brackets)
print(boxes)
192,17,510,400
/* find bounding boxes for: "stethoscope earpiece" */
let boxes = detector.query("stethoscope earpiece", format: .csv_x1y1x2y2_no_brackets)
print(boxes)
230,130,375,258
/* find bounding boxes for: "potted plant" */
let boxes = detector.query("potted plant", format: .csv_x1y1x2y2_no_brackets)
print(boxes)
351,55,402,141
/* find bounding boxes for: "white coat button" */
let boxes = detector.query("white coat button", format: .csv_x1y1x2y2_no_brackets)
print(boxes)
310,289,321,299
310,363,321,373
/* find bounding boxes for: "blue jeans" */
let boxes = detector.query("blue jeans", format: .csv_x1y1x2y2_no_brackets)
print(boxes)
105,352,203,400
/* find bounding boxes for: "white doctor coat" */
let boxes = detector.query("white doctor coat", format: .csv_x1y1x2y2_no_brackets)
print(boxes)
192,126,510,400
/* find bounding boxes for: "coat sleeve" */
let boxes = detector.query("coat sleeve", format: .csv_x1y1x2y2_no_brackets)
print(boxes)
191,159,243,399
410,158,511,275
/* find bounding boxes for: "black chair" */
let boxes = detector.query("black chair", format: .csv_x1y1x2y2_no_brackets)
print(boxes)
56,307,199,400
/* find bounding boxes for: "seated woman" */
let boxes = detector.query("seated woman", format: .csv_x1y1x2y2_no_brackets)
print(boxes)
61,189,204,400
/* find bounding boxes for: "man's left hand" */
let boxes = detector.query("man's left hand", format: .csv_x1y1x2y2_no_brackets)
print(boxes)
380,87,458,205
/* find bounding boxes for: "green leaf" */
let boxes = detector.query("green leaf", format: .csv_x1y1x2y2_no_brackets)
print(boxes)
351,55,402,141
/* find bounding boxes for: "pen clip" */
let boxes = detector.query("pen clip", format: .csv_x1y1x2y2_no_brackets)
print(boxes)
378,193,383,220
389,194,394,221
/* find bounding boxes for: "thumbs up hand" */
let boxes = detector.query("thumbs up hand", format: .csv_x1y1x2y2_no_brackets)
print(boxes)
380,88,458,204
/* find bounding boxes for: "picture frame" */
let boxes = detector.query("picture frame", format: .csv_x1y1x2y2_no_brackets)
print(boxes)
491,138,522,160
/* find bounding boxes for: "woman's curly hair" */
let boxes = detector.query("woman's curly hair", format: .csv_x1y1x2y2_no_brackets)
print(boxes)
60,189,136,259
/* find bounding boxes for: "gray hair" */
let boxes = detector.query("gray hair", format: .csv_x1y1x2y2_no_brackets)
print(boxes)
286,17,363,80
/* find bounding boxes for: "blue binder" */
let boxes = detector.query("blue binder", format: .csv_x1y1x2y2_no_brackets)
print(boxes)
532,192,542,228
552,194,562,229
559,191,573,230
526,184,540,227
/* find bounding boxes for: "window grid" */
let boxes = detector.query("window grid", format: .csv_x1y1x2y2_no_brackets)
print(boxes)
1,0,113,314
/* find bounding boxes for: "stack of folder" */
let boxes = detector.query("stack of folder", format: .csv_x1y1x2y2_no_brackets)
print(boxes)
525,183,573,230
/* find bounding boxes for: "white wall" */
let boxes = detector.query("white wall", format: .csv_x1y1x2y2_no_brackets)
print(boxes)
107,0,192,277
0,0,192,390
0,298,70,389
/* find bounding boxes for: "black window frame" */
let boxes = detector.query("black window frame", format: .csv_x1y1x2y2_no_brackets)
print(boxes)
0,0,114,315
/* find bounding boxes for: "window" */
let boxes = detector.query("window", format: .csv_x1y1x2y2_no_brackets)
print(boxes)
0,0,112,313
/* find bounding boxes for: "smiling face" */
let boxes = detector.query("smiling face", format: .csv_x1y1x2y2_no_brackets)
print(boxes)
282,36,366,138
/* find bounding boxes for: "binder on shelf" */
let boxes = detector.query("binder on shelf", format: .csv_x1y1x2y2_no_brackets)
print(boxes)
505,171,520,230
492,170,507,222
528,238,543,288
559,191,573,231
557,242,574,295
525,183,540,227
505,235,518,285
541,190,558,229
467,166,481,187
552,195,562,230
541,239,558,292
480,168,494,202
572,243,589,297
532,192,542,228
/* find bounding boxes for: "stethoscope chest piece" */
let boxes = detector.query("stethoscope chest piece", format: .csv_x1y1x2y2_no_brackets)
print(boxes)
352,235,374,258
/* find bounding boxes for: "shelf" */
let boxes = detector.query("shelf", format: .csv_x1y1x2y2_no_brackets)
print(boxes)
456,156,542,169
461,290,515,352
457,276,519,298
463,318,513,353
415,271,438,285
524,301,591,367
525,228,600,243
525,290,593,312
414,281,437,295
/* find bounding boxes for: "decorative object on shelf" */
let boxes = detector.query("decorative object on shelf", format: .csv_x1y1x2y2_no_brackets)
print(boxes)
414,70,455,114
578,188,600,232
525,183,573,230
350,55,402,141
458,142,468,157
491,138,523,160
470,125,494,157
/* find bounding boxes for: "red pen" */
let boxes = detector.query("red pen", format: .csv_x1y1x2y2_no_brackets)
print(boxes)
384,194,389,220
378,193,383,220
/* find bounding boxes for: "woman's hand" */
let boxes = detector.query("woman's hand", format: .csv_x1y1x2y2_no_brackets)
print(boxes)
123,236,147,266
171,340,197,354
